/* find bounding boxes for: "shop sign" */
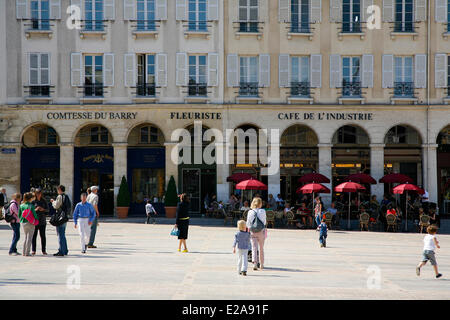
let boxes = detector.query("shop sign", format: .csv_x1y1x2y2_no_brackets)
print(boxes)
1,148,16,154
46,112,138,120
169,112,222,120
82,154,113,164
277,112,373,121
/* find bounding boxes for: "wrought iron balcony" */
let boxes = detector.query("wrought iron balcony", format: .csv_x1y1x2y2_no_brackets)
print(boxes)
447,86,450,97
187,20,208,32
84,83,104,97
135,19,157,31
341,22,362,33
342,81,362,97
136,83,156,97
188,82,208,97
29,85,50,97
31,18,50,30
239,82,259,97
290,22,311,33
238,21,260,33
290,81,310,97
394,82,414,97
393,21,415,32
83,20,105,31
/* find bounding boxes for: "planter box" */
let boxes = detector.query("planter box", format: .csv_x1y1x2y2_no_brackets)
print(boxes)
165,206,177,219
117,207,129,219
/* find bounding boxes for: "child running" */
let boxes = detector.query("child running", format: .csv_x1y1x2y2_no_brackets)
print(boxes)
318,217,328,248
416,225,442,278
233,220,251,276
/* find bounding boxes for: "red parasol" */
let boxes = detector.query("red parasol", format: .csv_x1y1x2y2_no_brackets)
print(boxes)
334,182,366,229
344,173,377,184
226,172,253,183
379,173,413,184
235,178,268,191
298,173,330,184
392,183,424,231
296,183,330,194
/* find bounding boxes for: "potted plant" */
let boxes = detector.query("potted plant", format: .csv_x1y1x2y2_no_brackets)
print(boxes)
164,175,178,219
116,175,131,219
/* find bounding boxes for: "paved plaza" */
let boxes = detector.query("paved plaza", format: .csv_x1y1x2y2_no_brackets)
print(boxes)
0,218,449,300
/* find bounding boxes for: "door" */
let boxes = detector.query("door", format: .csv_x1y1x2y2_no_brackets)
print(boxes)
100,173,114,216
201,172,216,215
182,168,201,214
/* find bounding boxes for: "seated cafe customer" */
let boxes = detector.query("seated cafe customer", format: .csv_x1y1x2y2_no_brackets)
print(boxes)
296,202,312,228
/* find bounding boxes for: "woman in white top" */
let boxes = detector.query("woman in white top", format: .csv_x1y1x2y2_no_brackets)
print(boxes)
246,197,267,270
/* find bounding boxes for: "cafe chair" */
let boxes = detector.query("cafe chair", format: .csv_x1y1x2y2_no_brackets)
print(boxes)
286,210,296,228
419,215,431,233
223,209,234,226
242,209,249,221
359,212,370,231
324,212,333,229
386,214,397,232
266,211,275,228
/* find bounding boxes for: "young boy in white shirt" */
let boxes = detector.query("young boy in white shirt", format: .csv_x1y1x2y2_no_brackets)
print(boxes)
416,225,442,278
145,200,157,224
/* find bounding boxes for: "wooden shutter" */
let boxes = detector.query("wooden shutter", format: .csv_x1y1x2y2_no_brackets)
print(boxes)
310,54,322,88
310,0,322,23
259,54,270,88
50,0,61,19
383,0,394,22
176,0,187,21
124,53,136,87
382,54,394,88
104,0,115,20
415,0,426,22
329,54,341,88
362,0,373,22
279,0,290,22
123,0,136,20
176,52,188,86
103,53,115,87
156,0,168,20
208,53,219,87
436,0,448,22
40,53,50,85
435,54,448,88
279,54,290,88
208,0,219,21
16,0,28,19
227,54,239,87
362,54,374,88
71,52,83,87
259,0,266,23
29,53,38,86
330,0,342,23
156,53,168,87
414,54,427,89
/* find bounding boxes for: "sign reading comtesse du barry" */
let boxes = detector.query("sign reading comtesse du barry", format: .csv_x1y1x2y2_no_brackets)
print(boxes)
46,112,138,120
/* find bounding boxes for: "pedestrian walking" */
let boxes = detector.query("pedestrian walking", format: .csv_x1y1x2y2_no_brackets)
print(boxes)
73,193,96,254
233,220,251,276
19,192,39,257
175,193,190,253
50,185,71,256
145,200,157,224
416,225,442,279
314,196,323,228
86,186,100,249
31,188,48,255
0,187,7,220
318,217,328,248
246,197,267,271
8,193,21,255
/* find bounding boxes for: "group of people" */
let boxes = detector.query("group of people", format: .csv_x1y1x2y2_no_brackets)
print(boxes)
2,185,100,256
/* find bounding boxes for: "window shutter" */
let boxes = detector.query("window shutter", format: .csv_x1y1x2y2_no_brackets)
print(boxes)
103,53,115,87
362,0,373,22
415,0,426,22
176,52,188,86
124,53,136,88
259,0,266,23
16,0,28,19
382,54,394,88
329,0,342,23
156,53,168,87
362,54,374,88
50,0,61,19
123,0,136,20
227,54,239,87
414,54,427,89
435,54,448,88
104,0,115,20
29,53,38,86
71,52,83,87
208,53,219,87
156,0,168,20
176,0,187,21
208,0,219,21
71,0,83,20
329,54,341,88
383,0,394,22
279,54,290,88
436,0,448,22
40,53,50,85
310,54,322,88
310,0,322,23
279,0,290,23
259,54,270,88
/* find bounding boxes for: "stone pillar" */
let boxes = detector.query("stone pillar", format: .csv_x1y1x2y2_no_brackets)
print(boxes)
216,142,230,202
59,143,74,201
318,143,333,207
113,142,127,217
424,144,438,204
421,144,428,190
164,142,179,191
0,143,21,195
370,143,385,201
267,142,281,199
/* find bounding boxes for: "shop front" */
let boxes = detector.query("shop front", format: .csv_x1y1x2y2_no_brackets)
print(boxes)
437,125,450,215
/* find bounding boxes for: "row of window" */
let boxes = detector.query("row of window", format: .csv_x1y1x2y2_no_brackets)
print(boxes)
25,52,450,100
16,0,450,33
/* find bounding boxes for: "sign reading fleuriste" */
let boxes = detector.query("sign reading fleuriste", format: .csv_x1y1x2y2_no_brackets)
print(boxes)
277,112,374,121
46,112,138,120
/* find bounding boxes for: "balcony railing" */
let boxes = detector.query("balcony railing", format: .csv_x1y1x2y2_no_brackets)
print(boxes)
238,21,260,33
239,82,259,97
187,20,208,32
84,83,104,97
290,22,311,33
342,81,362,97
136,83,156,97
393,21,415,32
31,18,50,30
83,20,105,31
188,83,207,97
29,85,50,97
290,81,310,97
447,86,450,97
341,21,362,33
393,82,414,97
135,19,157,31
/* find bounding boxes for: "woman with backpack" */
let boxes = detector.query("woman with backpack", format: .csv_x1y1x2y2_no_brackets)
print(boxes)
246,197,267,271
7,193,21,255
19,192,39,257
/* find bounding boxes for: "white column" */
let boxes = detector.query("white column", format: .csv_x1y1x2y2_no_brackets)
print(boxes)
267,142,281,199
425,144,438,204
216,142,230,202
113,143,128,217
421,144,428,190
318,143,333,207
59,143,74,201
370,143,385,201
164,142,179,190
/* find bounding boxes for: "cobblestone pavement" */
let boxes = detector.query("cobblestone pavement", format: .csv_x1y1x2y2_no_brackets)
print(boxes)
0,219,449,299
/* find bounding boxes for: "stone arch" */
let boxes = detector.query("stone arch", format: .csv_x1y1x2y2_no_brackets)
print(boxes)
72,122,114,146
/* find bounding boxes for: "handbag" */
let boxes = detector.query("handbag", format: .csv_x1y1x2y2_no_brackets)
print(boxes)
170,227,180,237
50,195,69,227
22,207,39,226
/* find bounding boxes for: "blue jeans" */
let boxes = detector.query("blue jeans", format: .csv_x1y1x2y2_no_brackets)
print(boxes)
9,222,20,254
319,234,327,245
56,223,68,255
88,216,98,246
315,214,322,227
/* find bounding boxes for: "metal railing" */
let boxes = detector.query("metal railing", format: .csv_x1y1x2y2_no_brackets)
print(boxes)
83,20,106,31
393,21,415,32
341,21,362,33
342,81,362,97
188,83,208,97
290,22,311,33
187,20,208,32
84,83,104,97
29,85,50,97
393,82,414,97
239,82,259,97
136,83,156,97
238,21,260,33
135,19,158,31
290,81,310,97
30,18,50,30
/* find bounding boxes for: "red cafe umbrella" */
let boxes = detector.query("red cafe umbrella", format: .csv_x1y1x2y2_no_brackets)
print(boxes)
298,173,330,184
236,178,268,203
392,183,424,231
379,173,413,184
335,182,366,229
344,173,376,209
296,183,330,194
226,172,253,183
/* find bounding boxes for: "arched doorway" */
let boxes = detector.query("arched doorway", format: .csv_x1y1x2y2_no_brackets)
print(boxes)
332,125,370,203
21,124,60,200
437,125,450,215
280,124,318,205
74,124,114,216
127,123,166,216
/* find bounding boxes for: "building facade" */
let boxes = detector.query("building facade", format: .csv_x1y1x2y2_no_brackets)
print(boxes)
0,0,449,216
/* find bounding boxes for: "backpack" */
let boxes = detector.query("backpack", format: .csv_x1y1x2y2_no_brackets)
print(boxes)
50,195,71,227
3,202,15,223
249,209,265,233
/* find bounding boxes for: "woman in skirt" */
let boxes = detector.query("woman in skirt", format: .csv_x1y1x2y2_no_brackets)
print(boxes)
175,193,190,253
